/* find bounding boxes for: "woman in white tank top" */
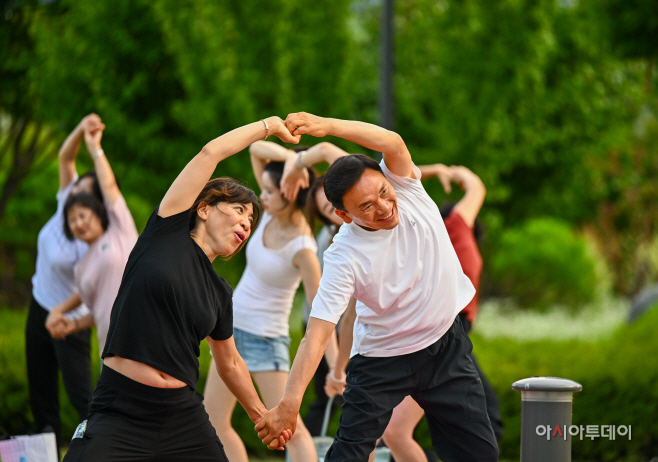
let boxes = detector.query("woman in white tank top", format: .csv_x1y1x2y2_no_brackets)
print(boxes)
203,141,336,462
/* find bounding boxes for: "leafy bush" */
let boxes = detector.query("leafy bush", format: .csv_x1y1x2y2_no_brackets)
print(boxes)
490,218,600,309
414,305,658,462
3,304,657,461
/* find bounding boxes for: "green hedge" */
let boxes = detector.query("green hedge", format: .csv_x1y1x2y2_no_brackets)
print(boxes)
2,305,657,461
490,218,600,310
420,306,658,462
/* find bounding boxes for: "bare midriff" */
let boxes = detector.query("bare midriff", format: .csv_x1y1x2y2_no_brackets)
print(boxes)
103,356,187,389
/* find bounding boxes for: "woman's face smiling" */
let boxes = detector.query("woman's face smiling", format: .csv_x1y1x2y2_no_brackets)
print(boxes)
66,204,104,244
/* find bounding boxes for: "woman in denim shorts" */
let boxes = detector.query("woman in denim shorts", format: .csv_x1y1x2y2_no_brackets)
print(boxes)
204,141,339,462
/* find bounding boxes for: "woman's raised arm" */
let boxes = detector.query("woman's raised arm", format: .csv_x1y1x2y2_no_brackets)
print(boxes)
83,124,121,205
159,117,299,219
58,114,103,190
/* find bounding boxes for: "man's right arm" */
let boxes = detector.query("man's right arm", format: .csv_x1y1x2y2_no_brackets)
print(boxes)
284,112,415,179
255,317,337,448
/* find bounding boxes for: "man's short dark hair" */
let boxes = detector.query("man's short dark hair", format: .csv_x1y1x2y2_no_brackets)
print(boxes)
324,154,383,212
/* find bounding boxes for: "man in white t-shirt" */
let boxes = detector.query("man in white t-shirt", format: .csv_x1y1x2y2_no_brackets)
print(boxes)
255,113,499,462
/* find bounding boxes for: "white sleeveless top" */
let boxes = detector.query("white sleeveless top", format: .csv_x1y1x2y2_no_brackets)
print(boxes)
233,213,317,338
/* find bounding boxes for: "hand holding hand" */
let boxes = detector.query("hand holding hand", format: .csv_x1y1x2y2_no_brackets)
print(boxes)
449,165,479,190
84,122,105,156
80,113,103,134
254,404,298,450
267,117,301,144
432,164,453,194
285,112,329,138
281,152,310,201
45,308,67,338
324,369,346,397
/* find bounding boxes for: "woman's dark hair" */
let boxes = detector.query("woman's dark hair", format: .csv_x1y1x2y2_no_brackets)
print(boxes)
324,154,383,212
263,161,317,210
440,202,485,244
189,177,262,258
63,192,109,240
75,170,112,202
306,175,335,228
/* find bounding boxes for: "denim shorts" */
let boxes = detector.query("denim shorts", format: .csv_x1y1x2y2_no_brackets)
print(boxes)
233,328,291,373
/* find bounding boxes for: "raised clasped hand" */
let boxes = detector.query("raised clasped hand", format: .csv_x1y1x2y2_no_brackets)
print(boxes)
254,404,297,451
269,117,302,145
280,154,310,201
284,112,328,138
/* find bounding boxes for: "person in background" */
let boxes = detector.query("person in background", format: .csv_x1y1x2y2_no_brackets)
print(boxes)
63,116,297,462
25,114,102,448
203,140,338,462
281,142,350,436
46,120,138,355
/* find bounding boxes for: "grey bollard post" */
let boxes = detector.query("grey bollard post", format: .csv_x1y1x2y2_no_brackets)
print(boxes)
512,377,582,462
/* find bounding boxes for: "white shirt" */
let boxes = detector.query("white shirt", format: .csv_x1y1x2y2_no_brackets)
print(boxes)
31,178,89,318
233,213,317,338
310,161,475,358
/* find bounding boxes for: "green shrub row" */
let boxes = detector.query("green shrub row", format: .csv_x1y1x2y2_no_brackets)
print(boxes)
489,218,601,310
2,306,657,461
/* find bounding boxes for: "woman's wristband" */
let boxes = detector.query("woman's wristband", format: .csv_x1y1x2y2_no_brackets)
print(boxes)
260,119,269,140
329,369,345,382
295,151,307,169
92,148,105,160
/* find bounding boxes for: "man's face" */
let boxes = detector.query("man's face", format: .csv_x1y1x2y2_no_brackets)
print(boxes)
336,169,399,231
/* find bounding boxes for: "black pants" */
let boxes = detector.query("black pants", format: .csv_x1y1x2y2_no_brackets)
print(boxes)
25,295,92,447
459,313,504,441
63,365,228,462
325,318,499,462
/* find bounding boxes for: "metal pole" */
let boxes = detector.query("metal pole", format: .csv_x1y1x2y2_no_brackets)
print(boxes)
377,0,394,161
379,0,394,131
512,377,583,462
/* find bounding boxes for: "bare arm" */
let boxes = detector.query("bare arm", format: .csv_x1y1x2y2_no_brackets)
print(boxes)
58,114,103,189
325,298,356,397
207,336,269,422
293,249,339,367
280,142,350,200
83,124,121,205
450,166,486,228
284,113,414,178
159,118,299,218
249,141,296,191
419,163,453,192
254,317,337,448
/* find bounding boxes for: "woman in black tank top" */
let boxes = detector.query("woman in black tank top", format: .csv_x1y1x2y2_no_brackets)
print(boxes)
63,117,300,462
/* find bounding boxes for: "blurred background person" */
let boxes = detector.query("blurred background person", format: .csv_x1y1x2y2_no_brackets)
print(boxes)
203,140,331,462
46,120,138,356
25,114,103,448
281,142,351,436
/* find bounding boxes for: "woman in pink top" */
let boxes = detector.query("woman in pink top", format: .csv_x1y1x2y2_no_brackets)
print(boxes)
46,121,138,353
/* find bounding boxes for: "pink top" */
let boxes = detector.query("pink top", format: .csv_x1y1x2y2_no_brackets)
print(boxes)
74,195,138,351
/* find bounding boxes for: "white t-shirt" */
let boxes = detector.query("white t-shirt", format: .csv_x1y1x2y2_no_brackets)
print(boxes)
310,161,475,358
31,178,89,318
233,213,317,338
75,195,138,351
